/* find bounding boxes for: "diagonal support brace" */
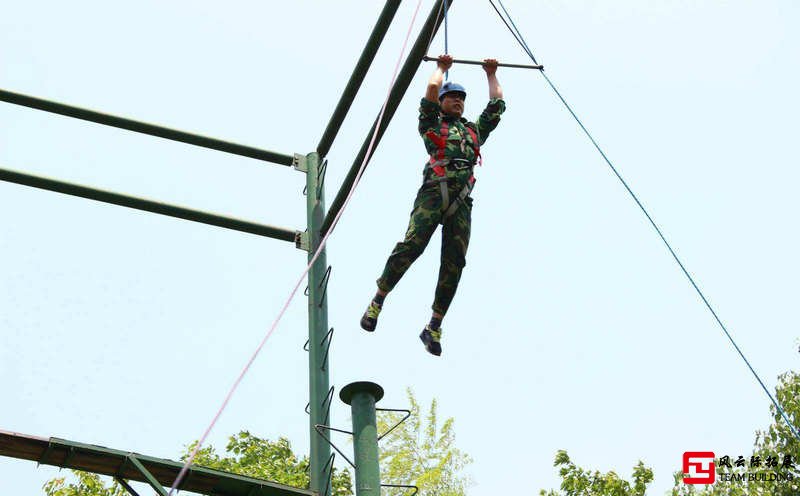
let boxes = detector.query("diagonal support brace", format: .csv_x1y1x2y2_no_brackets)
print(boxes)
313,424,356,469
115,477,142,496
376,408,412,441
127,455,168,496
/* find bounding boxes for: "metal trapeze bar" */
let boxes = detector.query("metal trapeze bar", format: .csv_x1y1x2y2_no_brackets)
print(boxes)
0,166,298,243
320,0,455,236
0,88,295,167
422,55,543,70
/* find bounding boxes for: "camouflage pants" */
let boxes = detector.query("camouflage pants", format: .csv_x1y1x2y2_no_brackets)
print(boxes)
376,179,472,316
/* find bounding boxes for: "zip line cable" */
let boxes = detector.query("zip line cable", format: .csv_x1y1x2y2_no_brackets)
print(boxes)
488,0,800,441
166,1,428,493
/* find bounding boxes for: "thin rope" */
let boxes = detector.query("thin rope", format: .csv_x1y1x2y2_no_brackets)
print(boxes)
166,1,427,493
490,0,800,442
444,0,449,80
426,0,444,56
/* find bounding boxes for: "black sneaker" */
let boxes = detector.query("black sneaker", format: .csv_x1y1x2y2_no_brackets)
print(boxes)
360,301,382,332
419,325,442,356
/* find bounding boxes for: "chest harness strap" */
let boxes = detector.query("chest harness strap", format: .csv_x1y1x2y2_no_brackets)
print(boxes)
424,121,481,221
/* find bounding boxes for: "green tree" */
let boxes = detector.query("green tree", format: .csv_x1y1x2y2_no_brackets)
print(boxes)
377,388,472,496
538,450,653,496
670,370,800,496
43,472,126,496
44,431,352,496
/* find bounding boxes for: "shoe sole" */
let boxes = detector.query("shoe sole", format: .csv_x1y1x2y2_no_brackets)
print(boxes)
360,317,376,332
419,331,441,356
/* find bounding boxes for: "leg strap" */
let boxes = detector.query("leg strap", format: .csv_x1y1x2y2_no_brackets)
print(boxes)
442,181,473,220
438,178,450,215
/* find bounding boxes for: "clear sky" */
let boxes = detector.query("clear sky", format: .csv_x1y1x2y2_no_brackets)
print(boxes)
2,1,798,495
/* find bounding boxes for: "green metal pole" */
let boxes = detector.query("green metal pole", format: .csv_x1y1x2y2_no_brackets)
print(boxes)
305,151,331,496
0,166,299,242
0,88,295,167
316,0,401,158
340,382,384,496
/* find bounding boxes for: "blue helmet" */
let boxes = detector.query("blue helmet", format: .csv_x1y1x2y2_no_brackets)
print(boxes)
438,81,467,101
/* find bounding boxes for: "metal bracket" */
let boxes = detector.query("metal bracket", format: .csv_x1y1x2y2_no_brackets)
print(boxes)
376,408,412,441
292,153,308,172
294,230,309,251
316,159,328,198
320,327,333,372
314,424,355,469
321,453,336,496
317,265,332,308
305,385,335,426
381,484,419,495
303,327,333,372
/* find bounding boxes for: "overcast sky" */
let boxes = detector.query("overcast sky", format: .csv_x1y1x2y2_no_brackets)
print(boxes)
2,1,799,495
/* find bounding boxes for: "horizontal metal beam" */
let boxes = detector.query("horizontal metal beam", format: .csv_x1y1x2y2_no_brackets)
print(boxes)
422,55,543,70
316,0,402,158
0,430,313,496
321,0,453,236
0,166,298,243
0,88,295,167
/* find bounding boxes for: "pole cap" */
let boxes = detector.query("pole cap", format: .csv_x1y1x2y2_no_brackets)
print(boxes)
340,381,384,405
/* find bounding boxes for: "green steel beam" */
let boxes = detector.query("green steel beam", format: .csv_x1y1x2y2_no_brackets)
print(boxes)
0,166,298,242
128,456,168,496
316,0,402,158
321,0,453,235
0,430,313,496
0,88,295,167
114,478,142,496
304,151,332,496
340,382,384,496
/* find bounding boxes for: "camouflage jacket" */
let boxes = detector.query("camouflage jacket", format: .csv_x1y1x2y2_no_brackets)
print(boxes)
418,97,506,164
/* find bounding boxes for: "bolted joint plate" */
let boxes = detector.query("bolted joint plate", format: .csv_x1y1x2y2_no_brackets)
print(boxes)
295,230,310,251
292,153,308,172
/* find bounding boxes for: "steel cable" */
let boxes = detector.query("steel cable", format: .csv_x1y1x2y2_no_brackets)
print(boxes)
489,0,800,441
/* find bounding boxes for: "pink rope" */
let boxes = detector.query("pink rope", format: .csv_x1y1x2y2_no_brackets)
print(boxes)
167,1,425,493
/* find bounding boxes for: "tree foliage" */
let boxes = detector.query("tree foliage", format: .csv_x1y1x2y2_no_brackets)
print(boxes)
377,388,472,496
43,471,126,496
670,370,800,496
534,352,799,496
538,450,653,496
43,431,352,496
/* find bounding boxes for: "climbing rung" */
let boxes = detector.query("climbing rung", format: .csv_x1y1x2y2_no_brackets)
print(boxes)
422,55,543,70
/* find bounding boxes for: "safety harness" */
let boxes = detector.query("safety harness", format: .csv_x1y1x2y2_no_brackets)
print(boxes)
424,120,481,221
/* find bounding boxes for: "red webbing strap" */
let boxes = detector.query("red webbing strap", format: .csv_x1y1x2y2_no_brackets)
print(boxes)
465,125,482,165
437,121,449,160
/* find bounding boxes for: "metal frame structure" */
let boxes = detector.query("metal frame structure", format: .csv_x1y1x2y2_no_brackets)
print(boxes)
0,1,453,495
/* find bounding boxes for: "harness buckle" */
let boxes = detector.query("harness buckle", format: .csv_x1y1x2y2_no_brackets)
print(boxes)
449,158,474,170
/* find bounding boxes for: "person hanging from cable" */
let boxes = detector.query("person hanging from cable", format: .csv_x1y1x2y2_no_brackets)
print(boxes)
360,54,505,356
